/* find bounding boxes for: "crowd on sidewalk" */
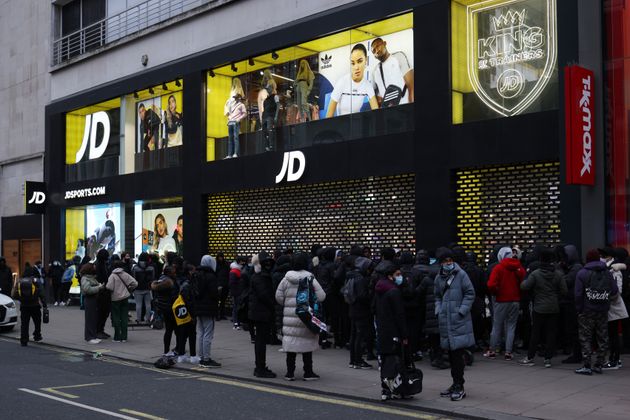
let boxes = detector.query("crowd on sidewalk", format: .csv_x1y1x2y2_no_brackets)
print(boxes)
2,241,630,402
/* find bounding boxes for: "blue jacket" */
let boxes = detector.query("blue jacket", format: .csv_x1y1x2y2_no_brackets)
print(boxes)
434,263,476,351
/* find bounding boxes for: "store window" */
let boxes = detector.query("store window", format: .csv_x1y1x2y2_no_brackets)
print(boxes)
451,0,558,124
65,203,122,261
604,0,630,249
65,80,183,182
206,12,414,161
133,198,183,258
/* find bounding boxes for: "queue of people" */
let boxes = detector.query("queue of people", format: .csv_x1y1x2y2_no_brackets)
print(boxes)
5,241,630,402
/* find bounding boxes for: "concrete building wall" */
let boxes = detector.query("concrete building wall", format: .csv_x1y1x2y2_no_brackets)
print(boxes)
50,0,357,100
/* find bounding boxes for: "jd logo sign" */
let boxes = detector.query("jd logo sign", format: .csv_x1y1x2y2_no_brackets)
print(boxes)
76,111,111,162
275,151,306,184
467,0,557,116
24,181,47,214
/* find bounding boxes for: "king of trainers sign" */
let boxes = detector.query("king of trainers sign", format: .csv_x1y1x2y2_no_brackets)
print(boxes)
565,65,595,186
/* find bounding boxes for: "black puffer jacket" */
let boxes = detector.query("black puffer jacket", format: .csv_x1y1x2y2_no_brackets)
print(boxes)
248,269,276,323
314,248,336,296
151,275,178,313
559,245,582,305
399,252,422,316
194,265,219,318
418,273,438,334
375,278,407,354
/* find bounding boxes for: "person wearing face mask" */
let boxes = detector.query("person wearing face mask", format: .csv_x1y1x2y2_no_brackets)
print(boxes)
375,265,408,400
598,247,629,370
434,247,475,402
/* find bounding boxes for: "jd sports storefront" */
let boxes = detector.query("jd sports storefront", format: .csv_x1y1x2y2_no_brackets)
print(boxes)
44,0,605,265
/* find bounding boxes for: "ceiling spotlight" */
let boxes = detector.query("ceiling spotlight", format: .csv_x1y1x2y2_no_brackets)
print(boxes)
231,63,238,72
248,58,255,66
148,87,154,95
175,78,182,87
133,91,139,99
208,70,215,78
271,51,279,60
162,83,168,90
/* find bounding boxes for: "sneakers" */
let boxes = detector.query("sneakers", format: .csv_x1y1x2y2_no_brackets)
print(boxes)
450,385,466,401
284,373,295,381
223,155,232,159
177,355,189,364
602,361,619,370
164,351,177,357
33,336,43,343
232,154,238,158
200,358,222,368
60,301,66,306
483,350,496,359
88,339,101,344
544,359,552,368
112,339,122,343
189,356,201,364
353,360,373,370
440,384,455,398
575,366,592,375
348,363,355,369
504,352,513,361
54,302,59,306
381,390,393,401
303,372,320,381
233,324,241,331
518,357,535,366
254,368,277,378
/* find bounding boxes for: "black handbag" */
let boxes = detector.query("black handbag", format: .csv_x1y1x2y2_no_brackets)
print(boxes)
379,62,407,108
42,308,50,324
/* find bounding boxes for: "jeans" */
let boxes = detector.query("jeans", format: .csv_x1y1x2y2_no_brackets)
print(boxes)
262,116,275,150
286,351,313,376
20,307,41,345
490,301,520,353
349,317,370,364
227,121,240,157
196,316,215,360
294,80,310,122
231,295,241,325
527,311,558,360
449,348,466,386
254,321,271,370
111,299,129,341
134,290,152,322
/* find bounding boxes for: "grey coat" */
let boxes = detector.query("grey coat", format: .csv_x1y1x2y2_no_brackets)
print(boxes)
434,264,476,351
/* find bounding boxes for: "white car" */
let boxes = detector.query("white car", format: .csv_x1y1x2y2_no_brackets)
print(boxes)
0,292,18,331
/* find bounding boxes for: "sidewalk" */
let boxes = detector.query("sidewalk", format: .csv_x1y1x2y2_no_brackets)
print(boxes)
5,305,630,420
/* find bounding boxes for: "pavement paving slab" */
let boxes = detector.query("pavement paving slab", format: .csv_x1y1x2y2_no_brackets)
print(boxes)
3,304,630,420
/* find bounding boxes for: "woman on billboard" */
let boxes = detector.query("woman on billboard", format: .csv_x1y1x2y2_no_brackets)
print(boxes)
151,214,176,255
325,44,378,117
165,95,183,147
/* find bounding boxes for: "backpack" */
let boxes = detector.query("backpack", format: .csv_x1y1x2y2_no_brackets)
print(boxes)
585,270,613,304
154,355,175,369
62,266,75,284
341,270,364,305
17,279,36,299
295,276,326,334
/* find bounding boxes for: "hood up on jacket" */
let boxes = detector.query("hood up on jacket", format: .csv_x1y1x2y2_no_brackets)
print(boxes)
498,247,513,262
564,245,581,266
200,255,217,272
283,269,312,284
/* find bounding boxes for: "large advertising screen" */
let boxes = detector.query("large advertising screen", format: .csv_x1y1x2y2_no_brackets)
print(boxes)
85,203,122,260
136,90,183,152
142,207,183,256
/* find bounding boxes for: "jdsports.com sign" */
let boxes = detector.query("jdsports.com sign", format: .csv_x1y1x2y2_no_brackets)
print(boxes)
64,186,107,200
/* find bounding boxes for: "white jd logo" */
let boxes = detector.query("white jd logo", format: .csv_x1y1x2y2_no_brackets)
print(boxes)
275,151,306,184
76,111,111,163
28,191,46,205
176,306,188,318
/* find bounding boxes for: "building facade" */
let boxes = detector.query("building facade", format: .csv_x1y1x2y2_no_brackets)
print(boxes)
27,0,625,266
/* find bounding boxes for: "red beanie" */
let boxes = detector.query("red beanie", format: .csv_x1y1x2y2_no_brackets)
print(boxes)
585,249,600,263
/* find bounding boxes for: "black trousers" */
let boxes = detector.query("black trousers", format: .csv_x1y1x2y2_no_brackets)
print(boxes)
560,302,581,357
53,280,62,303
286,351,313,375
176,320,196,357
254,321,271,370
349,317,370,363
218,286,229,318
527,312,558,360
608,320,622,363
96,290,111,333
20,306,41,344
448,348,466,386
162,310,177,354
84,295,98,341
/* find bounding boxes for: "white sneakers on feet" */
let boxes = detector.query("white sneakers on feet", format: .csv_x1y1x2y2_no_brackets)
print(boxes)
88,339,101,344
189,356,201,364
177,355,189,364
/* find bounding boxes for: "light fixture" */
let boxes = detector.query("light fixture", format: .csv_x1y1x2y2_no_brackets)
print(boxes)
133,91,139,99
208,70,215,78
175,78,182,87
271,51,279,60
162,83,168,90
148,87,154,95
248,58,255,66
231,63,238,72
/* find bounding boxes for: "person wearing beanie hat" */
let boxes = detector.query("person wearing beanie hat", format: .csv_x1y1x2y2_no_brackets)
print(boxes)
519,247,567,368
434,247,475,401
195,255,221,368
574,249,618,375
249,251,277,378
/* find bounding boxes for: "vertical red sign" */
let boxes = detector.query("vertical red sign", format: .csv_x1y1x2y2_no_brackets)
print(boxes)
565,65,595,185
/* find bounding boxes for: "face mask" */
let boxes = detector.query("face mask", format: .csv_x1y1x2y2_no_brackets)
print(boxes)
394,275,403,286
442,263,455,272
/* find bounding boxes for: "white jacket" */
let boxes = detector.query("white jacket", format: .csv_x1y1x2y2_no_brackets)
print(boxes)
106,268,138,302
275,270,325,353
608,263,629,321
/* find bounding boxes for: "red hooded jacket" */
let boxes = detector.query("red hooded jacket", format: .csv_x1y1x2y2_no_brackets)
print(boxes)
488,258,525,302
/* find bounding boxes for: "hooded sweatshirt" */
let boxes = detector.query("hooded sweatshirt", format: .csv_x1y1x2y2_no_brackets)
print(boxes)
488,252,525,302
194,255,219,318
521,262,567,313
106,267,138,301
575,261,617,313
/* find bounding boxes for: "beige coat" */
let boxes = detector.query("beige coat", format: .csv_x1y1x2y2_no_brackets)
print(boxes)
609,263,629,321
106,268,138,302
275,270,325,353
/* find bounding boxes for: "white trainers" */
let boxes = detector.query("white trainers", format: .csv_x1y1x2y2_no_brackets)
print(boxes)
189,356,201,364
54,302,59,306
60,301,66,306
177,355,189,364
88,339,101,344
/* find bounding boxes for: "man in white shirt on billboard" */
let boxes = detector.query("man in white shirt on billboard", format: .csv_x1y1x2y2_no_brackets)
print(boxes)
326,44,379,117
371,37,414,107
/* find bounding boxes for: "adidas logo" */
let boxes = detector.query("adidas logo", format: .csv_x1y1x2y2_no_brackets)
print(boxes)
320,54,332,65
491,9,527,31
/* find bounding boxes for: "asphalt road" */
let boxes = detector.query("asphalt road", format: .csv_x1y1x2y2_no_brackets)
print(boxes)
0,338,453,420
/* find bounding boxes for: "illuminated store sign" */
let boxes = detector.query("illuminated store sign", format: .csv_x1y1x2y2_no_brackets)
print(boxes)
24,181,47,214
565,65,595,186
64,186,107,200
76,111,111,162
275,151,306,184
467,0,557,116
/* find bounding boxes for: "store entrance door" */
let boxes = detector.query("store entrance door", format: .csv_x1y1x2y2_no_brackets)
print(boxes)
2,238,41,278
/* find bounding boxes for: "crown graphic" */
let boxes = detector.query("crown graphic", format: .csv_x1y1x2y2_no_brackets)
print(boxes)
491,9,527,31
321,54,332,65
